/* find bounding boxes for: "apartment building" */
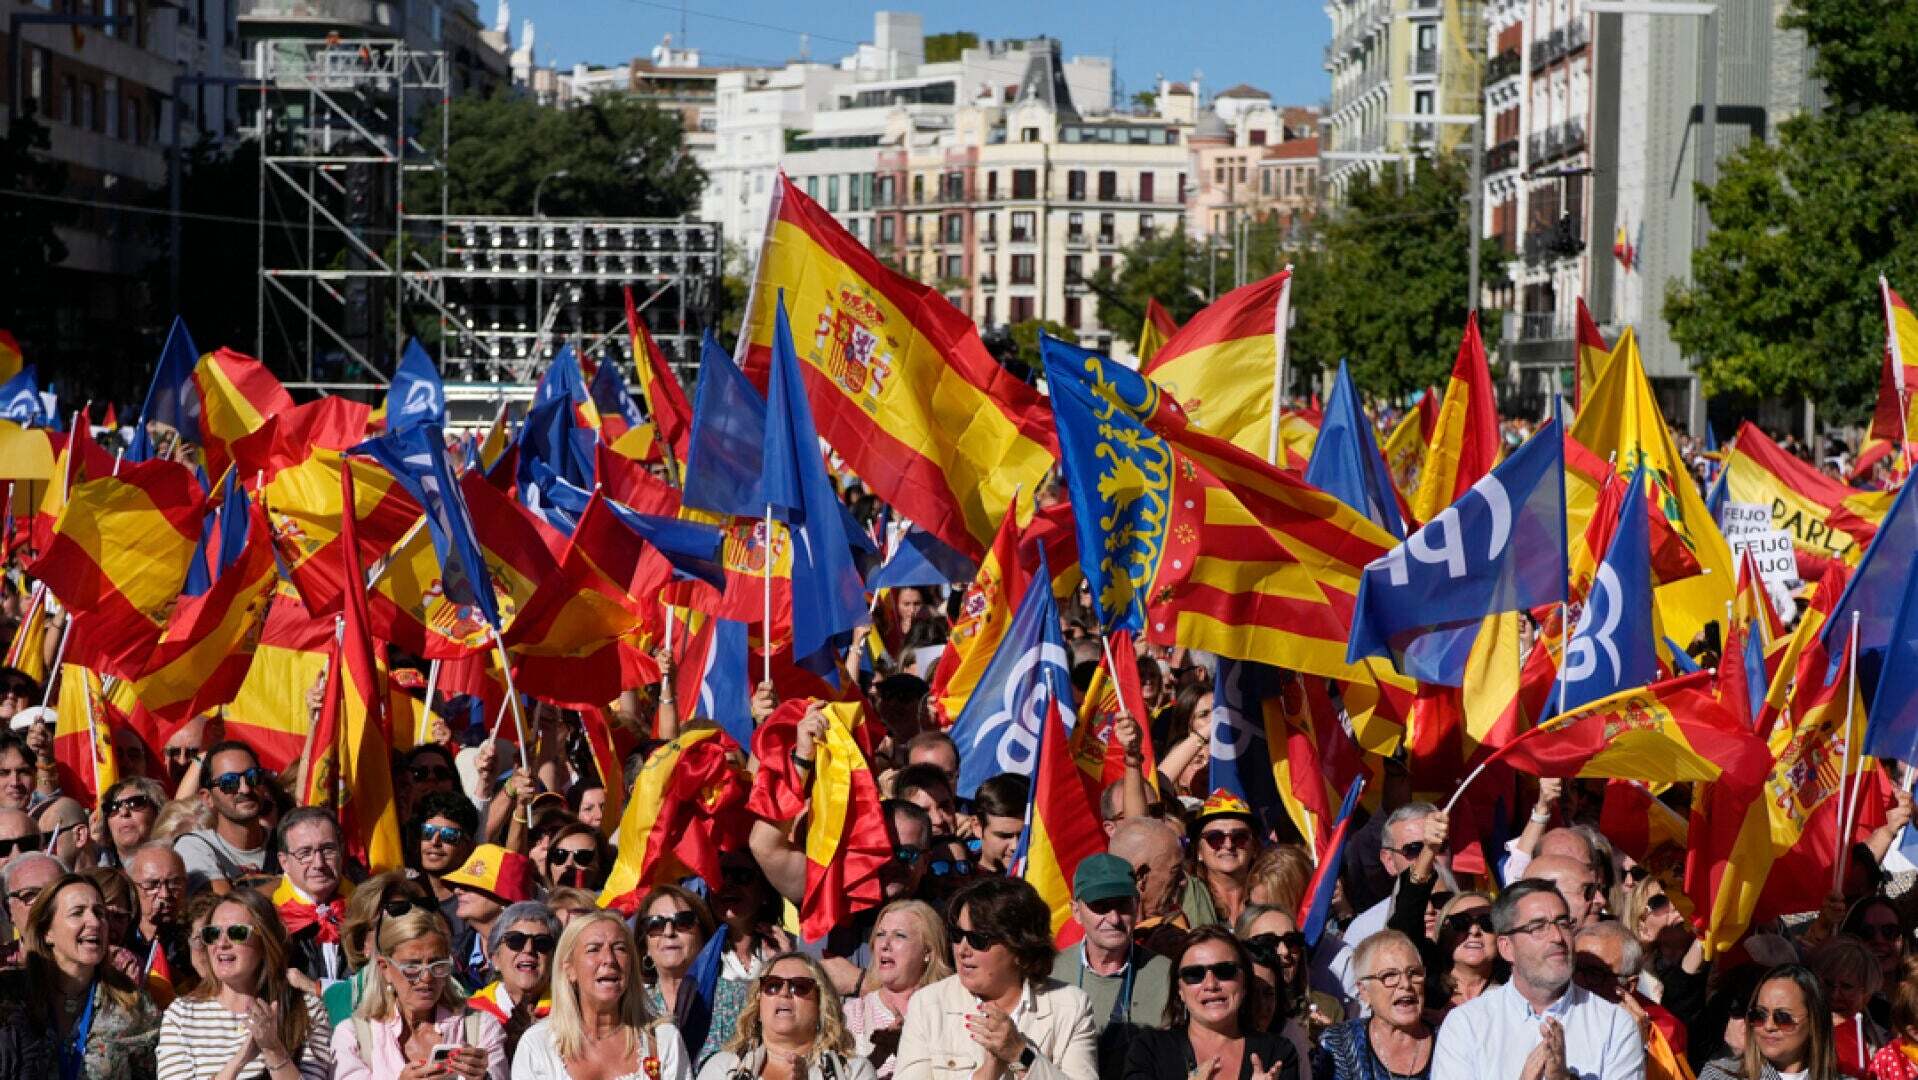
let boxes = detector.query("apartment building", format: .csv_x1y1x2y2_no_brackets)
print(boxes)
1186,88,1321,244
1322,0,1481,201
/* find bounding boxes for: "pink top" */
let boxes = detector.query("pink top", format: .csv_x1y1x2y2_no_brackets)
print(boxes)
331,1005,509,1080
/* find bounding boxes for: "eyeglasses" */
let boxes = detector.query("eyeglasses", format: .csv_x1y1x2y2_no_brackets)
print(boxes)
761,975,820,999
1745,1007,1802,1031
1503,916,1576,939
1443,912,1495,937
1200,829,1253,851
1177,961,1243,985
948,925,1000,952
1360,967,1427,989
104,795,157,817
499,932,556,955
1246,931,1307,954
419,823,468,846
391,958,455,981
199,924,253,945
548,847,598,867
0,835,40,857
893,845,925,865
380,896,437,919
642,911,700,937
409,765,456,783
5,887,42,908
286,843,342,864
1860,923,1904,943
211,767,267,795
164,745,200,761
135,877,187,895
1392,841,1436,860
929,858,973,878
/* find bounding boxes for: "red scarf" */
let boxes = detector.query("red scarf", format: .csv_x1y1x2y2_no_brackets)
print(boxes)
276,895,344,944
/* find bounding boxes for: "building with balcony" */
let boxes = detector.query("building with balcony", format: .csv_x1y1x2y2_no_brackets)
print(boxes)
1185,87,1321,245
1322,0,1481,201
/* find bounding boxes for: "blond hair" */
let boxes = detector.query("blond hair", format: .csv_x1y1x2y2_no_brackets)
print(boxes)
857,900,952,994
355,910,463,1021
725,951,853,1060
547,911,660,1060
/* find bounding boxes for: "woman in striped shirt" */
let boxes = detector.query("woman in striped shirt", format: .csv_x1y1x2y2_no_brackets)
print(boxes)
156,888,333,1080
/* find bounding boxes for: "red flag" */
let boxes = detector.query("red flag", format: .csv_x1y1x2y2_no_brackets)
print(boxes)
624,287,693,461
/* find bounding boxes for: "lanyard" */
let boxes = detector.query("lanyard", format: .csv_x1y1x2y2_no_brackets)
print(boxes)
1075,945,1135,1027
59,980,99,1080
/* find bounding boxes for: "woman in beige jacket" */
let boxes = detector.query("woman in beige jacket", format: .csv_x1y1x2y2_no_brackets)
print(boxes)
894,879,1098,1080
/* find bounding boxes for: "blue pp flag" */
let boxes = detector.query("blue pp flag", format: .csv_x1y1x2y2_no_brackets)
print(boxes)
689,618,754,752
761,293,869,673
1348,422,1568,684
1549,467,1656,713
1305,360,1405,539
1864,551,1918,763
0,367,48,429
948,554,1077,797
386,339,446,434
355,423,503,632
683,331,768,518
516,388,598,495
1827,475,1918,663
677,922,729,1053
129,316,201,461
867,528,976,592
1300,776,1366,949
1208,660,1287,830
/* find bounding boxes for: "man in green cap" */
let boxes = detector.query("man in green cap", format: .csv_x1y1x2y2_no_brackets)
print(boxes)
1050,852,1173,1075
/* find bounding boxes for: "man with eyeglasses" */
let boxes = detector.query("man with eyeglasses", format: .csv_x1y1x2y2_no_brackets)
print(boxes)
0,850,60,965
1050,853,1171,1077
272,806,349,990
0,807,40,873
127,842,192,985
1431,878,1645,1080
96,777,164,868
178,739,273,893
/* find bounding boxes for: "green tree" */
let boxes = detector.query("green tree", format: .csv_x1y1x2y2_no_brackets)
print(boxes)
1088,225,1210,345
1666,0,1918,418
0,114,70,344
922,32,979,64
416,94,705,218
1007,319,1077,375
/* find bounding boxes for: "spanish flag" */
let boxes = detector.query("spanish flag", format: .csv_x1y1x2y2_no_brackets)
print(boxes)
1598,779,1689,866
1136,298,1179,364
1722,420,1892,572
1492,671,1771,787
1143,271,1291,459
192,348,295,479
746,699,892,939
329,460,403,871
144,941,175,1009
1024,679,1107,945
600,723,750,912
0,330,20,383
624,287,692,461
1573,298,1609,410
1412,312,1499,523
225,583,333,774
1570,326,1733,644
1381,392,1438,516
5,584,51,686
743,174,1056,560
33,427,122,558
52,663,118,802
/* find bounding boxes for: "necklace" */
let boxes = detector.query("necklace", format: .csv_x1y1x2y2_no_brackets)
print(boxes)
1367,1019,1428,1079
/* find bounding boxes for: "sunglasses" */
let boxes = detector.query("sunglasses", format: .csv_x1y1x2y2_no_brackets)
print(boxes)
948,926,1000,952
761,975,820,999
1084,896,1135,916
1622,865,1650,885
419,823,469,846
199,924,253,945
1393,840,1437,859
893,845,925,865
499,931,557,955
164,745,200,761
409,765,456,783
1745,1007,1801,1031
211,767,267,795
1443,911,1495,936
1200,829,1253,851
548,847,598,867
1245,931,1307,954
643,911,700,937
104,794,157,817
1644,894,1672,916
1177,961,1242,985
0,835,39,857
929,858,973,878
381,896,437,919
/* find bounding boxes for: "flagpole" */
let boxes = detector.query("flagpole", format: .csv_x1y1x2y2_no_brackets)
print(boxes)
762,503,774,687
80,668,105,794
1554,600,1573,718
1835,610,1864,892
40,605,73,709
488,627,531,773
418,658,440,747
1264,264,1295,466
1100,633,1142,727
1442,718,1555,815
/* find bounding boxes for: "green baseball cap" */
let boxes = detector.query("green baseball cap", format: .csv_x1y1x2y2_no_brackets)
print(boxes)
1073,853,1139,904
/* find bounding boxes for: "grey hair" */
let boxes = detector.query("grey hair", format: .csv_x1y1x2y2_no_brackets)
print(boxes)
275,806,341,848
1381,802,1438,847
0,851,66,891
1491,878,1568,934
1575,920,1643,978
489,901,562,954
1352,929,1421,980
1233,903,1286,938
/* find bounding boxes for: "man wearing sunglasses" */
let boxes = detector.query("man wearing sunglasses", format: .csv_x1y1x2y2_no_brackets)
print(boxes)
0,808,37,873
1431,879,1645,1080
1530,854,1609,931
1573,921,1689,1074
127,842,193,987
179,739,274,894
161,714,212,788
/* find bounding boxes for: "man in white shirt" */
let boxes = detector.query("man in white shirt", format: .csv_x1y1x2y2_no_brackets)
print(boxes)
1327,802,1452,1001
1431,878,1645,1080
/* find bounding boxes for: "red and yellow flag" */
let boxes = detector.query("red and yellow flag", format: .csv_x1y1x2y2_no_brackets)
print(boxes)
330,461,402,871
1025,687,1107,945
1136,298,1179,365
599,723,750,912
5,584,51,686
1412,312,1499,522
1598,779,1689,866
1864,279,1918,467
226,583,333,774
52,663,119,803
1722,420,1892,573
1382,392,1438,514
624,287,693,462
0,330,21,383
742,174,1056,559
1492,671,1771,788
193,347,295,479
1573,298,1610,410
1144,271,1291,460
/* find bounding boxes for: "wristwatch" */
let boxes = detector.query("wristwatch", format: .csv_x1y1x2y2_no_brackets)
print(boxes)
1010,1044,1037,1076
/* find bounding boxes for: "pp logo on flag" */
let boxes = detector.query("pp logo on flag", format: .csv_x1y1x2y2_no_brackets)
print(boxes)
1211,702,1260,762
967,640,1071,776
401,380,441,418
2,391,35,423
1380,469,1513,585
1563,564,1624,682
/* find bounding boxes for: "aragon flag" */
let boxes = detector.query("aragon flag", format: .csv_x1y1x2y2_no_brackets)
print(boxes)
741,174,1056,560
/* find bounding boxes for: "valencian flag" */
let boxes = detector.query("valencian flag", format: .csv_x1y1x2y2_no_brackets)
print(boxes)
1210,659,1363,849
1348,423,1568,684
1550,467,1657,713
1573,298,1610,409
1412,313,1499,524
323,460,403,871
380,339,447,434
1722,421,1891,574
742,173,1055,560
947,555,1075,797
1021,651,1107,945
1306,360,1405,540
599,724,751,911
1489,671,1771,787
625,287,693,460
1136,297,1179,364
747,699,893,939
1383,392,1438,511
1142,270,1290,459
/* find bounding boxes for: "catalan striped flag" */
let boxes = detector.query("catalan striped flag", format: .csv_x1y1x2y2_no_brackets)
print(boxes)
1022,666,1107,945
625,286,692,461
599,723,750,913
1722,420,1892,573
741,174,1056,560
1573,298,1610,410
1412,312,1499,523
328,459,403,871
1135,298,1179,365
225,582,334,774
1143,270,1290,459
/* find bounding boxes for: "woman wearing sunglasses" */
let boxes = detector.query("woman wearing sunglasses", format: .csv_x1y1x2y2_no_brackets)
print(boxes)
1697,964,1845,1080
697,952,876,1080
470,902,562,1059
1235,907,1335,1055
543,824,611,894
156,889,333,1079
1842,896,1905,1024
1620,876,1706,1031
323,870,450,1026
335,909,508,1080
638,884,749,1066
1122,927,1296,1080
1426,892,1499,1019
512,910,694,1080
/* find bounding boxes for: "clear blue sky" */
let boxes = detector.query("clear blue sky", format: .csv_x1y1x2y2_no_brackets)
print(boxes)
506,0,1333,109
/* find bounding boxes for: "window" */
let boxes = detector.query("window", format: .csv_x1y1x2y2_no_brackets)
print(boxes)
1284,169,1293,196
1098,213,1115,242
26,49,47,113
983,297,995,325
1064,255,1082,283
945,171,964,200
876,175,893,206
1099,255,1114,275
1415,90,1435,115
987,171,998,200
1250,129,1266,146
878,216,896,245
1012,170,1037,199
1261,170,1272,196
1021,126,1039,143
61,76,77,126
125,95,142,143
197,0,207,38
943,214,964,243
944,254,964,279
1065,297,1082,327
1011,255,1036,285
1097,170,1117,200
806,176,819,200
1010,211,1035,242
104,77,119,138
1067,170,1085,201
1177,173,1186,203
1140,214,1156,237
848,219,862,241
81,82,97,131
913,175,924,203
1011,297,1035,322
982,212,997,240
1214,165,1226,184
1139,173,1154,203
1067,212,1084,239
826,175,840,212
103,0,116,37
